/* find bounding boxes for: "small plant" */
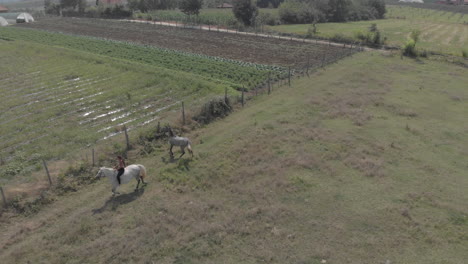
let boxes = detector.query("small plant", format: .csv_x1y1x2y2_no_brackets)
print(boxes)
402,39,417,57
402,30,421,57
462,50,467,58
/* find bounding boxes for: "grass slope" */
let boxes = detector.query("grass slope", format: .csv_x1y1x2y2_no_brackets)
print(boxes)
271,6,468,55
0,52,467,263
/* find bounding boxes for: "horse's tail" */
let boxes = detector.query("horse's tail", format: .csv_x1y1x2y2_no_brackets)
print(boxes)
187,141,193,156
138,164,147,179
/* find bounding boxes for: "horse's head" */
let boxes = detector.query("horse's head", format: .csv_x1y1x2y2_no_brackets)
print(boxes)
95,168,104,179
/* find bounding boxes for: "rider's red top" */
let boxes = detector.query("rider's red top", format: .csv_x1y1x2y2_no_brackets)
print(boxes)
116,158,126,170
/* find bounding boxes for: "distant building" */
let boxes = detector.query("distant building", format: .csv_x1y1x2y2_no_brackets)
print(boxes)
398,0,424,3
217,3,233,8
0,5,9,13
0,16,8,26
1,12,34,23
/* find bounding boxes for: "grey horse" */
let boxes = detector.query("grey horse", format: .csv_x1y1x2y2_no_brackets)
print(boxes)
168,128,193,158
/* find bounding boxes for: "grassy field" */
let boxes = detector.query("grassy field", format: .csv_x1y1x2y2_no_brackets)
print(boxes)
1,52,466,263
271,5,468,55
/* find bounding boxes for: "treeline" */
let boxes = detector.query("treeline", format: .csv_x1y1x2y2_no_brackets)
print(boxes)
278,0,386,23
44,0,386,24
44,0,132,18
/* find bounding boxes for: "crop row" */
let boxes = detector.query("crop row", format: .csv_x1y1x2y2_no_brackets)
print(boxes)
0,27,283,90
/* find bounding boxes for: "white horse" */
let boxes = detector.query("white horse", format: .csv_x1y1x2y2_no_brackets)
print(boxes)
168,128,193,159
96,164,147,195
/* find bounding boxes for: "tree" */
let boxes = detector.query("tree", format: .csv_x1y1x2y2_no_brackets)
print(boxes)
233,0,258,26
327,0,351,22
179,0,203,17
367,0,386,19
60,0,79,10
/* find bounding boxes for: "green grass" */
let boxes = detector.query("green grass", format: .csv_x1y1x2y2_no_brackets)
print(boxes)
270,5,468,55
1,52,466,263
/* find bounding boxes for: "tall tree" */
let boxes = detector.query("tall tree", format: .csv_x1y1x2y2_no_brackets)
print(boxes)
327,0,351,22
233,0,258,26
179,0,203,17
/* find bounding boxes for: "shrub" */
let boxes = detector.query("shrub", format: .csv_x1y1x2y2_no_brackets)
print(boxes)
462,50,467,58
402,30,421,57
402,39,417,57
279,0,326,24
193,97,232,124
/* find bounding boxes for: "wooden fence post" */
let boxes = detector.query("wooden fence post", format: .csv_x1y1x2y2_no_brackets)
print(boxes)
123,125,130,152
225,87,228,104
268,72,271,95
181,101,186,125
306,54,310,77
0,186,6,208
241,86,245,107
288,67,291,87
43,159,52,187
92,148,95,167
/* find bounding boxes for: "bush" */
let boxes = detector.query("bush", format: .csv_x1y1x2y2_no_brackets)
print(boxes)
402,39,417,57
279,0,326,24
193,97,232,124
463,50,468,58
402,30,421,57
257,11,280,26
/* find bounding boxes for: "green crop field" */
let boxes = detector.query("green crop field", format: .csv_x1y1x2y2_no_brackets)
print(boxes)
0,35,248,185
0,27,280,90
270,5,468,55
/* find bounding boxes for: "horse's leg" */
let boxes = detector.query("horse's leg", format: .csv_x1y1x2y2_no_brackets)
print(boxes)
169,144,174,157
179,146,185,158
112,183,120,195
135,179,140,191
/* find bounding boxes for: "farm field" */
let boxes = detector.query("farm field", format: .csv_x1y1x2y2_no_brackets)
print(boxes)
0,52,467,263
0,38,237,185
271,5,468,55
14,17,354,71
0,21,354,185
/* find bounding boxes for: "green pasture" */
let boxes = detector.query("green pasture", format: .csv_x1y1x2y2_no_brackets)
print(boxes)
270,5,468,55
1,52,466,263
0,38,239,184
